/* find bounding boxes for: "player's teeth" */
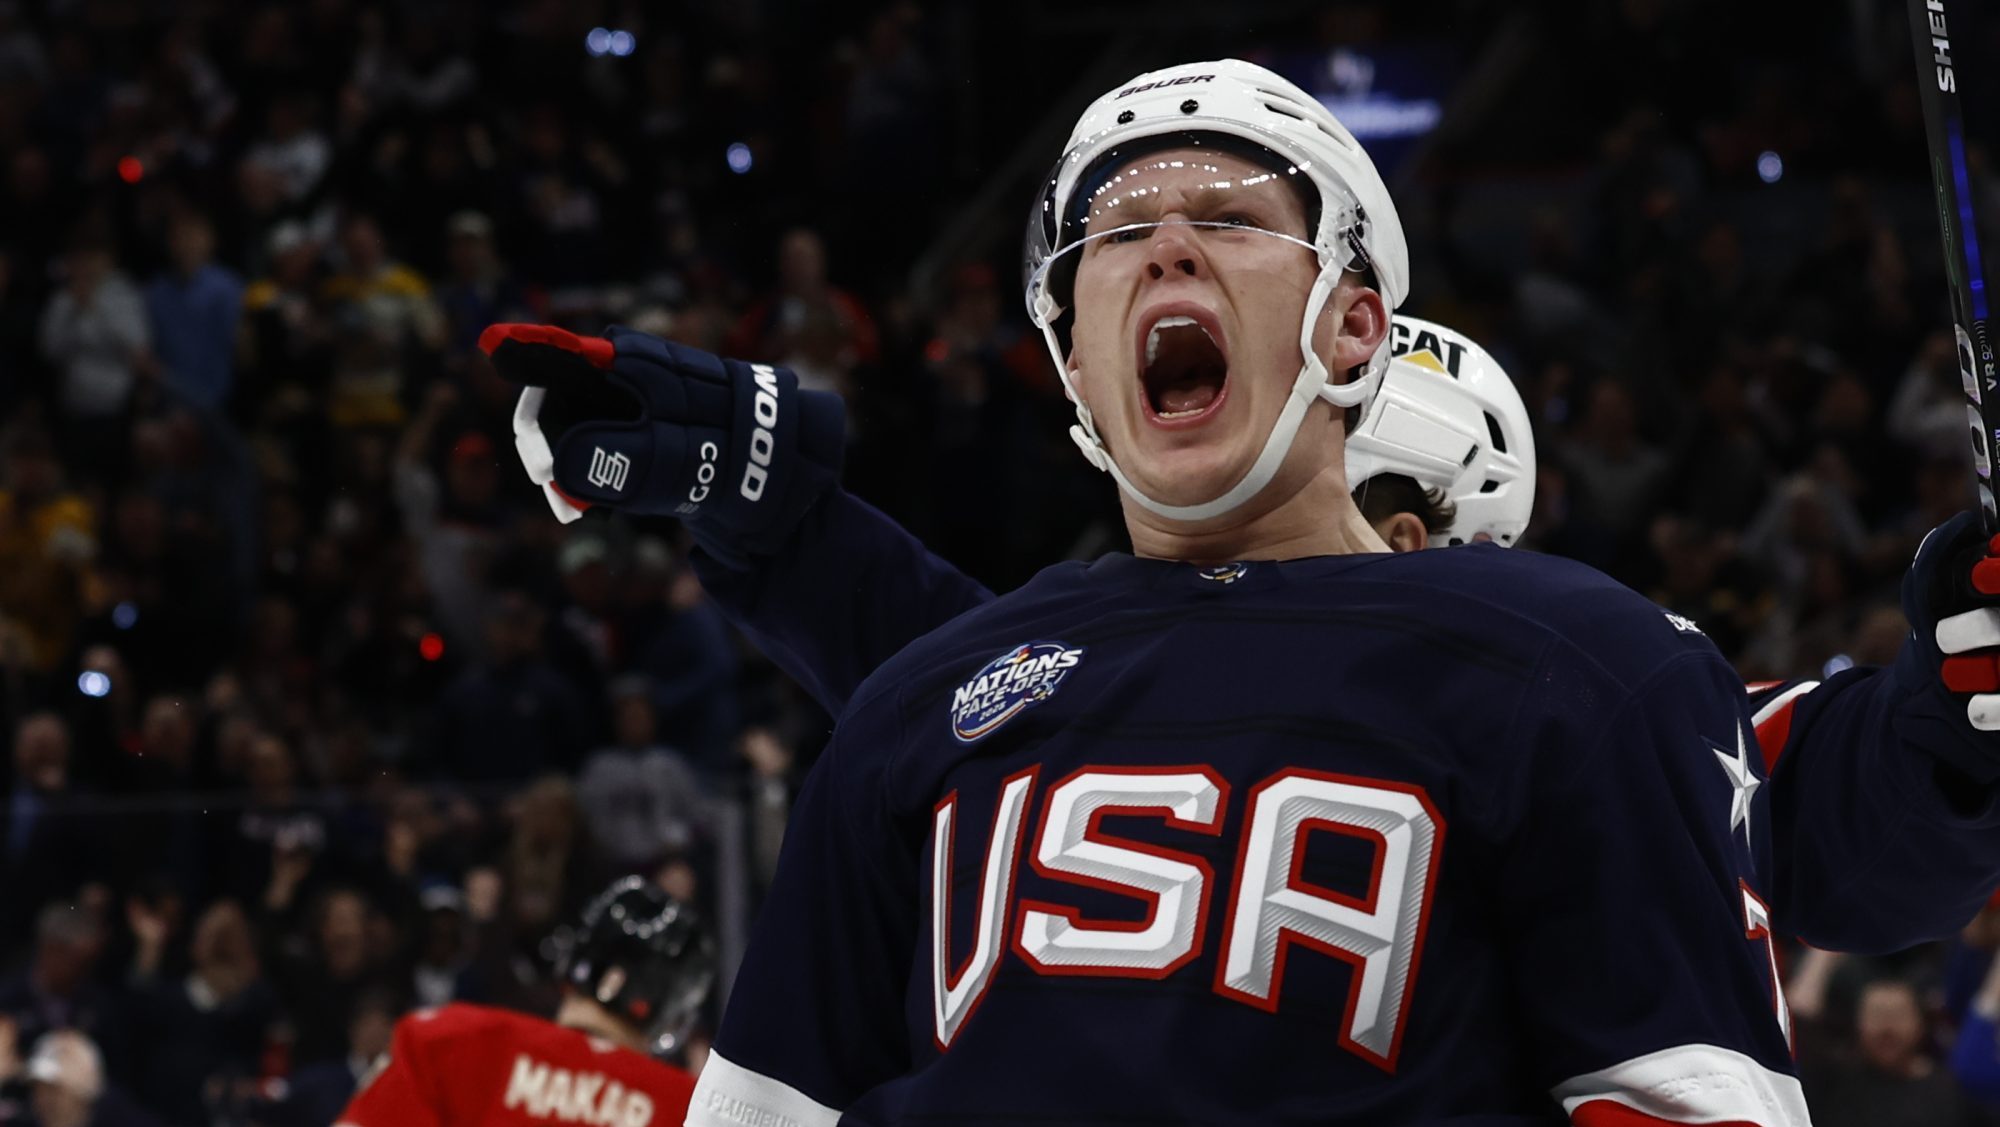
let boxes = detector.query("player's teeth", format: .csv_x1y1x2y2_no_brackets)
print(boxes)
1146,315,1201,368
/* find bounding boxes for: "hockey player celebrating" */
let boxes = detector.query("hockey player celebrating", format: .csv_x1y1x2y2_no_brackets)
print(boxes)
335,877,711,1127
486,61,2000,1127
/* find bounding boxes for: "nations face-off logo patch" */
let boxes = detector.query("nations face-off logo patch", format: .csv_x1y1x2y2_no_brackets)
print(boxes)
950,642,1085,744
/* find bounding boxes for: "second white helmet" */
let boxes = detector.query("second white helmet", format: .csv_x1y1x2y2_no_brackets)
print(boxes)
1346,317,1537,546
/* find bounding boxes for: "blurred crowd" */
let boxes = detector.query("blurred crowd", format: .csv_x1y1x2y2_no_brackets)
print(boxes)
0,0,1996,1123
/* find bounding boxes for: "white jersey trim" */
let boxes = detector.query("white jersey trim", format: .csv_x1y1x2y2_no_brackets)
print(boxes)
1750,681,1819,730
685,1049,841,1127
1552,1042,1810,1126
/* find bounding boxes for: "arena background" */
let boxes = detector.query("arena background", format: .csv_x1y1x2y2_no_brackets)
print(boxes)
0,0,1998,1122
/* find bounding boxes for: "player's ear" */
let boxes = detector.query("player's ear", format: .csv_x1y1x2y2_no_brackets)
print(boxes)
1377,511,1428,554
1327,276,1388,375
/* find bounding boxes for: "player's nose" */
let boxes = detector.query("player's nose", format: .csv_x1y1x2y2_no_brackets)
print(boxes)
1144,217,1207,282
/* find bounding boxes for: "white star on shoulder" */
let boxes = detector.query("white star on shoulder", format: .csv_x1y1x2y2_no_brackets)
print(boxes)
1712,725,1762,845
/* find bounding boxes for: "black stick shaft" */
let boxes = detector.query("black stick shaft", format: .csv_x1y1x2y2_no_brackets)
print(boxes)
1909,0,2000,532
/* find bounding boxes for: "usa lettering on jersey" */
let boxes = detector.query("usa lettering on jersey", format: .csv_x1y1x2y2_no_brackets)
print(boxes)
503,1054,656,1127
931,765,1444,1071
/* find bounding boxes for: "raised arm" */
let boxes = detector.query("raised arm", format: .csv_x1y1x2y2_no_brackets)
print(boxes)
482,322,992,714
1757,512,2000,952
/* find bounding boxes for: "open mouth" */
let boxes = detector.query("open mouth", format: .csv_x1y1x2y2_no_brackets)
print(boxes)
1138,308,1230,426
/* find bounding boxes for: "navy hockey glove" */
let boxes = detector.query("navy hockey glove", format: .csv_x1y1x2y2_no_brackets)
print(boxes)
479,323,846,567
1895,510,2000,784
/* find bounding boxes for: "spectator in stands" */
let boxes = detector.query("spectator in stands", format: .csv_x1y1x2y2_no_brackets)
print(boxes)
459,780,602,1015
546,534,617,692
1950,941,2000,1107
266,886,393,1067
125,898,276,1125
1807,978,1984,1127
436,211,532,357
17,1028,160,1127
393,382,506,662
407,885,469,1009
218,733,329,904
739,726,797,897
0,428,93,675
623,539,738,769
0,903,127,1077
322,212,445,428
144,213,243,414
238,222,328,407
120,694,197,794
38,235,150,479
0,249,49,414
500,776,601,935
430,591,588,782
1890,331,1972,463
274,985,400,1126
0,717,97,952
576,676,708,870
1560,379,1669,562
241,91,330,205
726,227,878,393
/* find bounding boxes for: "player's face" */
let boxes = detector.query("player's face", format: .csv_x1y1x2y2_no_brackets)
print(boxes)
1065,147,1383,511
1856,985,1923,1070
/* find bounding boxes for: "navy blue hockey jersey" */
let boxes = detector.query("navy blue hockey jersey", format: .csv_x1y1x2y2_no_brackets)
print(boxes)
694,490,2000,959
690,546,1811,1126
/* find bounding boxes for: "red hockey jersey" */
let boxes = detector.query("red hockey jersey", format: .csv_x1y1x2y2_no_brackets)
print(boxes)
335,1003,696,1127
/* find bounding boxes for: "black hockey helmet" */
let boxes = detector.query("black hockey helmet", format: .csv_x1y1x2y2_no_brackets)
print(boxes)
556,876,715,1058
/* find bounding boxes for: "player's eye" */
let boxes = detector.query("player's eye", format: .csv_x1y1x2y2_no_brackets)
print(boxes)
1104,226,1152,244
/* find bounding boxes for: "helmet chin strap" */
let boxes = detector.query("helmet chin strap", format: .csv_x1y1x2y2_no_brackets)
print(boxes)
1047,258,1382,525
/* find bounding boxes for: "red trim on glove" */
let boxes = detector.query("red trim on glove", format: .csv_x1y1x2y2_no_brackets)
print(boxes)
1973,555,2000,597
550,481,595,515
1943,655,2000,694
478,323,615,369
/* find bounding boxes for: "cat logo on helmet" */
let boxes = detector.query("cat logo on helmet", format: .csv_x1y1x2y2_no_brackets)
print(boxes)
1389,321,1467,379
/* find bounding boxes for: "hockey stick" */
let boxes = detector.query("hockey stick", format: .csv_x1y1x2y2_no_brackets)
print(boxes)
1909,0,1999,532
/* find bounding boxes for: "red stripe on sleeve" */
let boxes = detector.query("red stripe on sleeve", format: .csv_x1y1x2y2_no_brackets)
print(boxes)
1570,1098,1766,1127
1751,707,1794,775
1746,681,1819,775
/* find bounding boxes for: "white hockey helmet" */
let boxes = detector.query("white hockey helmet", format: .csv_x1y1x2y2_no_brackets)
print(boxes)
1022,58,1410,523
1346,316,1537,546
